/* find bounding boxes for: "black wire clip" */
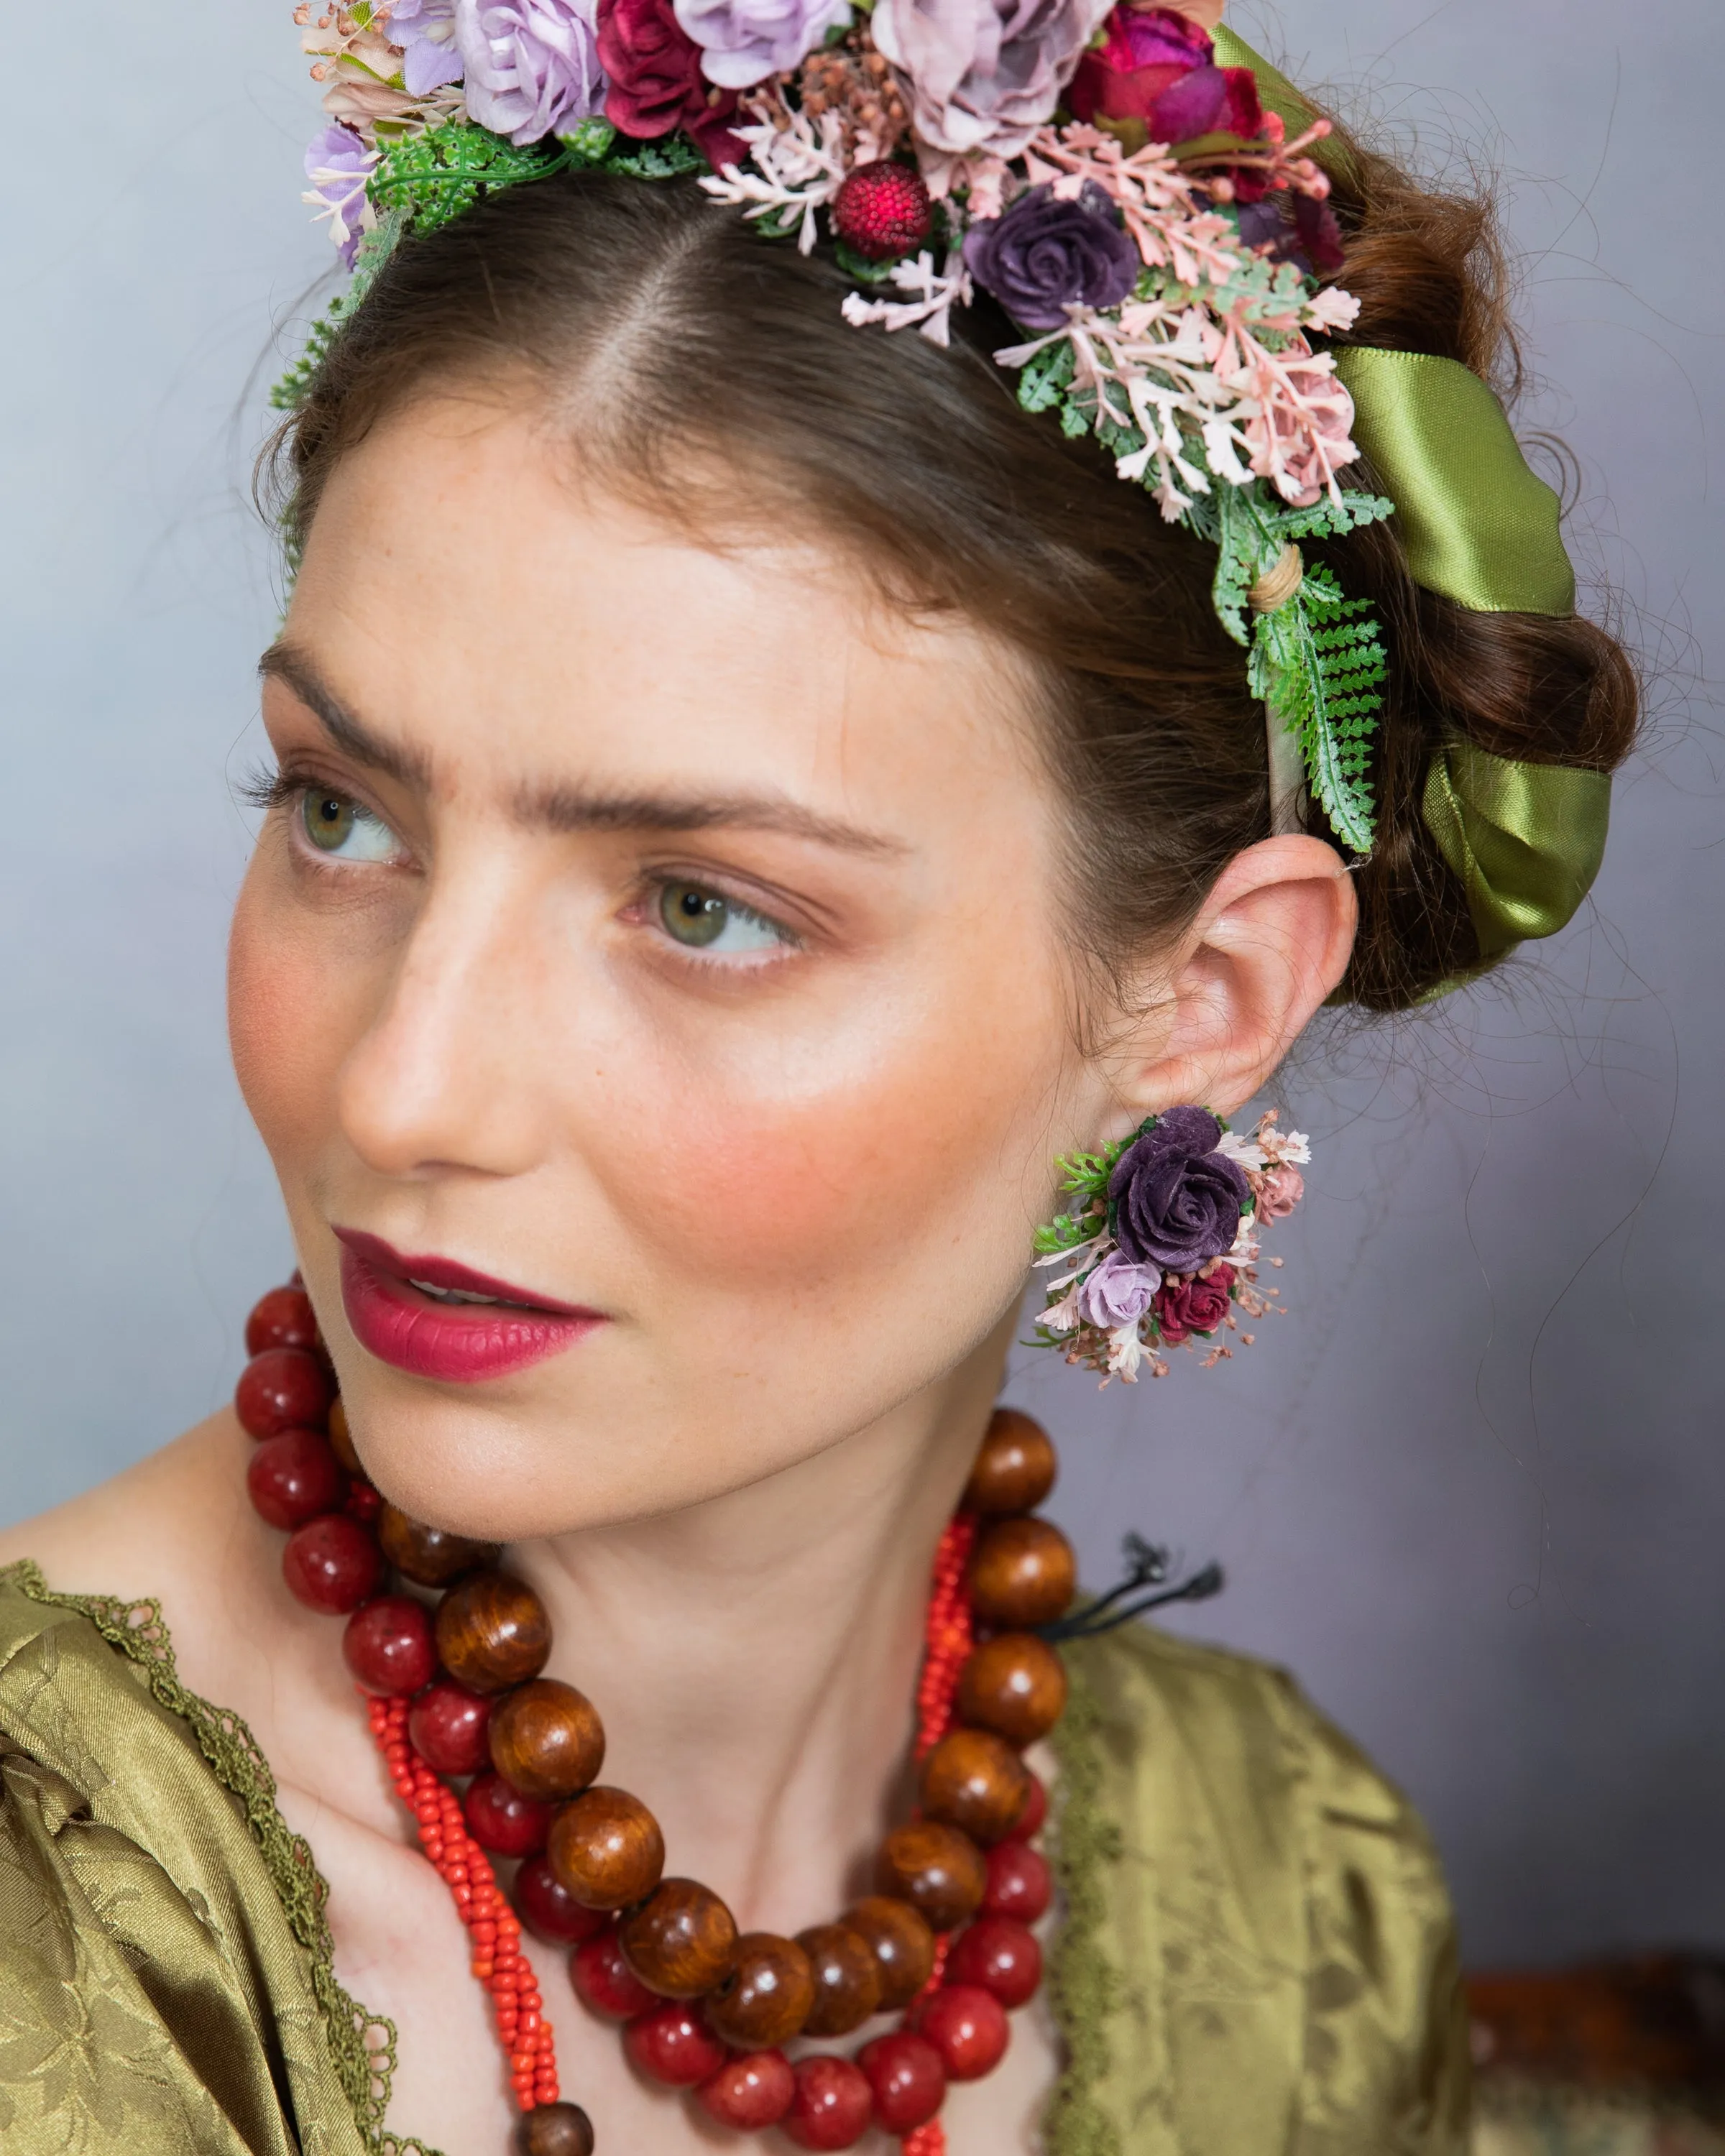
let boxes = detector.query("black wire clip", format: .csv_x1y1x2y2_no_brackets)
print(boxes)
1036,1531,1225,1643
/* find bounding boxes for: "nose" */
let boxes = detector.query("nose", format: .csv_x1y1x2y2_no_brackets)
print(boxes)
336,866,553,1183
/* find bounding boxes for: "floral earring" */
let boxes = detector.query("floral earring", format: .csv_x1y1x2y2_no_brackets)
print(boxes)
1031,1107,1310,1382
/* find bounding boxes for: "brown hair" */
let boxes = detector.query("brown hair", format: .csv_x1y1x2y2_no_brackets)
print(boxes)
270,118,1637,1013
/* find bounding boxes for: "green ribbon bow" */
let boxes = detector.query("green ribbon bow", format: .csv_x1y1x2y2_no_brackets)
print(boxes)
1216,29,1612,968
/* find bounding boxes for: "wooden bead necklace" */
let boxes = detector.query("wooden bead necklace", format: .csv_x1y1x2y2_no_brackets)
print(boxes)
236,1279,1076,2154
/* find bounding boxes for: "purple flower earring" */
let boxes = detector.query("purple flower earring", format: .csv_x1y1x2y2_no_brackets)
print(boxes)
1032,1107,1310,1382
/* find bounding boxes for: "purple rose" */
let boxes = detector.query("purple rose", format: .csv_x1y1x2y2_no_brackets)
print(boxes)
1108,1105,1249,1271
963,183,1139,329
1153,1263,1234,1345
390,0,466,93
870,0,1112,166
454,0,607,144
671,0,852,88
1076,1250,1162,1331
304,122,377,270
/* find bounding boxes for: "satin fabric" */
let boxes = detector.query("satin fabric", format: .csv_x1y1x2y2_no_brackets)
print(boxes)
0,1568,1467,2154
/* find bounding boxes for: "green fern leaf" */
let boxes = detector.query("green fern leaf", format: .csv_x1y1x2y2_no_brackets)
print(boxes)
1249,563,1387,854
370,120,562,234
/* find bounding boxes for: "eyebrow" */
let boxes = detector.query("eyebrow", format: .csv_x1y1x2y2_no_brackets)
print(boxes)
259,640,906,859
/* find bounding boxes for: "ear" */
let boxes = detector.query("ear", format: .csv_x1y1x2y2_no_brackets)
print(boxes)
1105,836,1356,1123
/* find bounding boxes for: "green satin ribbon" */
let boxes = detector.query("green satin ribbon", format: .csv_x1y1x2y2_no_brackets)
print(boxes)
1212,29,1608,966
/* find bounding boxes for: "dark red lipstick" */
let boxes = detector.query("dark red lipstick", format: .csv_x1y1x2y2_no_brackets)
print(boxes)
335,1227,606,1383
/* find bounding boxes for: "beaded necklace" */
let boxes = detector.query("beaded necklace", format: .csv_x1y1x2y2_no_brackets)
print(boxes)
236,1277,1074,2155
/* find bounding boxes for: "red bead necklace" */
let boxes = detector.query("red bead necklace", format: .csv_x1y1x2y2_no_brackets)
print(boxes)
237,1279,1074,2155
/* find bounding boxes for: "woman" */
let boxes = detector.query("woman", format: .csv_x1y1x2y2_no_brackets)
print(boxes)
0,0,1634,2150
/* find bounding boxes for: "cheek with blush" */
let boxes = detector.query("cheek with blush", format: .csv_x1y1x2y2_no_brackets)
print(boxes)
226,866,354,1186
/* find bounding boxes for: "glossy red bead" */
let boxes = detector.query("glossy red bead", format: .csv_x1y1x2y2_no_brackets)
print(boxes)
946,1916,1042,2008
857,2030,947,2132
282,1514,382,1613
914,1984,1010,2081
782,2055,873,2150
407,1679,492,1775
246,1286,320,1357
696,2050,796,2129
621,1999,726,2087
571,1930,655,2020
236,1347,334,1439
1003,1769,1048,1842
341,1595,436,1695
464,1769,556,1858
982,1838,1052,1923
246,1429,347,1531
517,1856,607,1946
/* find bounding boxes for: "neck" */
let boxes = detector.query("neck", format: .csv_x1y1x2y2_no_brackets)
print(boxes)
510,1314,1016,1933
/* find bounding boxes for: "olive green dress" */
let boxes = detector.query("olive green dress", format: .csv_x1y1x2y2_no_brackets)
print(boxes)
0,1562,1468,2154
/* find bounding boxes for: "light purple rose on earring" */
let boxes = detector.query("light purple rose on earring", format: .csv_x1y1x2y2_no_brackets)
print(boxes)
454,0,607,143
390,0,465,93
672,0,852,89
1108,1106,1250,1273
871,0,1113,165
1076,1250,1162,1331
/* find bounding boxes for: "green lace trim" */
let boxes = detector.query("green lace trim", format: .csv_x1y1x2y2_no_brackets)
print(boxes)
1043,1653,1125,2156
0,1558,439,2156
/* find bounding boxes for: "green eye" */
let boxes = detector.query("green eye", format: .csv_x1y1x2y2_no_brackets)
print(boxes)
299,788,399,862
658,881,791,956
303,791,354,851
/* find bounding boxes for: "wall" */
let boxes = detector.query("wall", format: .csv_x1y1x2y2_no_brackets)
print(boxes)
3,1,1719,1967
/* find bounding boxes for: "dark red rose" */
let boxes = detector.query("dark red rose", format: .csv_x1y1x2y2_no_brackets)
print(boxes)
595,0,743,167
1152,1264,1235,1345
1067,6,1269,196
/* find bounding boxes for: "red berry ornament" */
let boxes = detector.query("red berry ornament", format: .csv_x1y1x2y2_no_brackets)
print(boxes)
982,1837,1052,1923
622,1999,727,2088
247,1429,347,1531
858,2030,947,2131
696,2049,796,2129
282,1514,381,1613
832,160,933,262
517,1855,607,1946
783,2054,873,2149
408,1678,492,1775
571,1930,655,2020
915,1983,1010,2080
236,1347,334,1439
246,1285,320,1357
464,1769,556,1858
341,1595,437,1696
947,1915,1042,2008
1003,1769,1048,1842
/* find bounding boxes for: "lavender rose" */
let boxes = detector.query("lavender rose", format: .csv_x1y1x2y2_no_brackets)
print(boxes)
1108,1105,1249,1271
963,183,1138,328
1076,1250,1162,1332
390,0,466,93
454,0,606,143
870,0,1113,166
304,123,377,270
672,0,852,89
1153,1264,1234,1345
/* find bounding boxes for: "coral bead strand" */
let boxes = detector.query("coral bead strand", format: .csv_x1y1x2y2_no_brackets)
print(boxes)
915,1513,976,1761
366,1694,564,2111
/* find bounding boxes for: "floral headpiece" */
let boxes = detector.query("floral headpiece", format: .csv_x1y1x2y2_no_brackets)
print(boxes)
285,0,1400,852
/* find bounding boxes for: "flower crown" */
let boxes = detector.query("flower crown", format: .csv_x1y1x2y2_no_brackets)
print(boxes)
285,0,1397,854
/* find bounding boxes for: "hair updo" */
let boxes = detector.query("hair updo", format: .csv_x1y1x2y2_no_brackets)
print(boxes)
270,91,1638,1014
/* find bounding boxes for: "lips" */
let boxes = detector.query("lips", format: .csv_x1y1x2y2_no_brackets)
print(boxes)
335,1227,606,1383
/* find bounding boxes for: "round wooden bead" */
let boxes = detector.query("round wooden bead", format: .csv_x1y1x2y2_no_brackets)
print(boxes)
956,1633,1067,1746
326,1399,362,1474
706,1932,815,2048
919,1728,1031,1847
914,1983,1009,2080
981,1840,1052,1925
619,1879,738,1999
875,1821,987,1933
857,2030,946,2133
378,1503,500,1588
341,1594,436,1695
246,1286,320,1358
967,1516,1076,1628
571,1929,654,2019
489,1680,605,1802
512,2103,594,2156
622,1999,727,2088
516,1854,607,1945
947,1915,1043,2009
794,1923,882,2037
783,2055,873,2150
841,1896,935,2012
434,1570,551,1694
247,1429,348,1531
960,1407,1056,1516
281,1515,381,1613
236,1348,334,1440
548,1787,666,1911
408,1679,492,1775
697,2049,796,2129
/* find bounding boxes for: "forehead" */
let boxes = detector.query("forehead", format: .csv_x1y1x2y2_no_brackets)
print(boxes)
284,395,1047,829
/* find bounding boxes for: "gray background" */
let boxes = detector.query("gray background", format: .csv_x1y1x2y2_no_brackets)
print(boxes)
4,3,1720,1967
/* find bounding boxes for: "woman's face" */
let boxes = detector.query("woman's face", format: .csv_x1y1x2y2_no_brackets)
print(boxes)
230,393,1123,1539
